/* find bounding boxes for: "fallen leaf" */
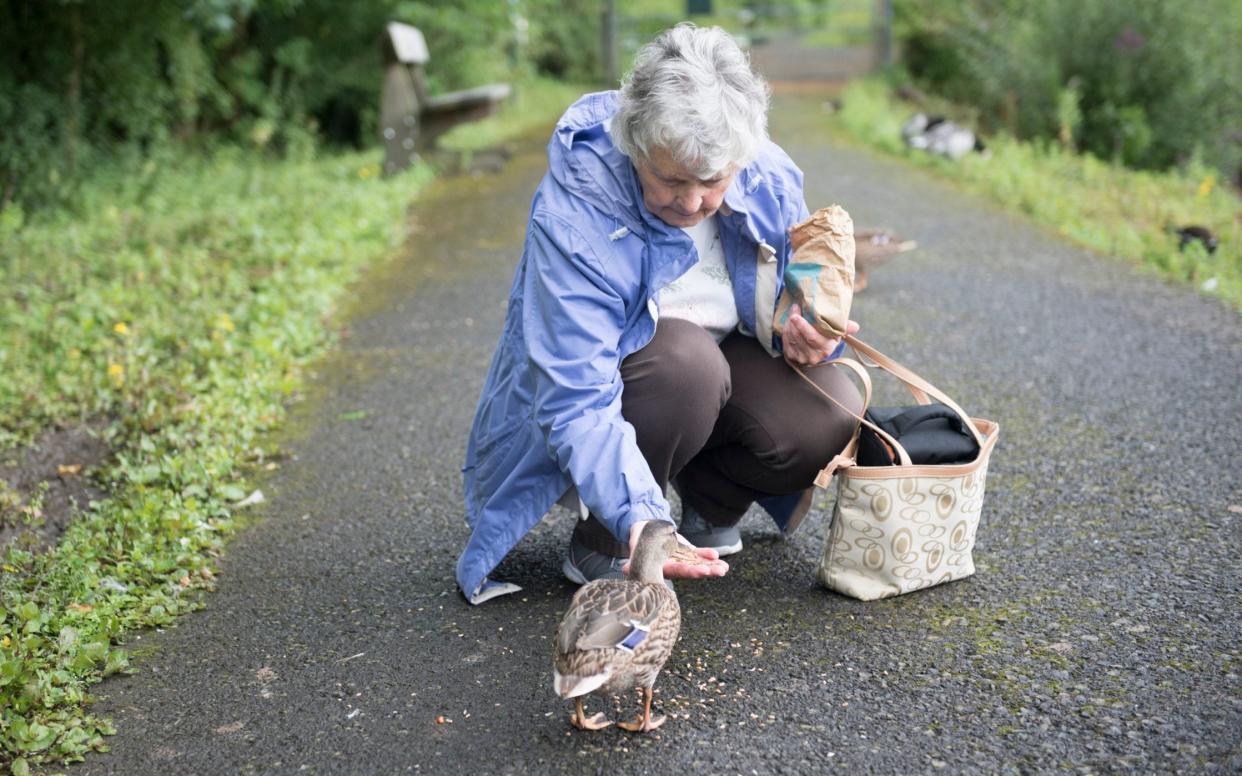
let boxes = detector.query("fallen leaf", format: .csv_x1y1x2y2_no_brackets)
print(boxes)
214,721,244,735
179,575,192,588
236,489,265,507
1228,505,1242,515
68,603,94,613
1047,642,1074,655
256,666,277,683
57,463,83,476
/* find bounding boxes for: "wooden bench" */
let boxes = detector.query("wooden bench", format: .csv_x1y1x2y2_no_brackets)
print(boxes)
380,22,512,175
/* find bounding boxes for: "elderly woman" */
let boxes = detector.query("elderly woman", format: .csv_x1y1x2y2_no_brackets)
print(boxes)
457,24,861,604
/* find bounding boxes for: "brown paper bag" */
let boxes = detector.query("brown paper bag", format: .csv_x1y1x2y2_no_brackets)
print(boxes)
773,204,856,340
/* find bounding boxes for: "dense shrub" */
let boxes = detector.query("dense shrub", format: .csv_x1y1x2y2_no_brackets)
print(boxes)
0,0,595,212
894,0,1242,180
525,0,601,82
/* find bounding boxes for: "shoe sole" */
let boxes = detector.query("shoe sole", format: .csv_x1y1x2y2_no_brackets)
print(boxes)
681,536,743,557
709,540,743,557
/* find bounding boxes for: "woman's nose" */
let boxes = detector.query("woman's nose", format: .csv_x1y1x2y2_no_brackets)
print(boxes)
677,188,703,215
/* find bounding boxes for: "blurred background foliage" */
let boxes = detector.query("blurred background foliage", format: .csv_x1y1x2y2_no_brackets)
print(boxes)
894,0,1242,182
2,0,1239,214
0,0,602,212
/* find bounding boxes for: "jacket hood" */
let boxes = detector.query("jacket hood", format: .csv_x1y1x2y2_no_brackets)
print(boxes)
547,91,649,235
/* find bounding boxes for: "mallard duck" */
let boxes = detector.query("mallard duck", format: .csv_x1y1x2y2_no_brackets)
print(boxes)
854,228,917,292
901,113,987,160
553,521,682,732
1173,224,1219,254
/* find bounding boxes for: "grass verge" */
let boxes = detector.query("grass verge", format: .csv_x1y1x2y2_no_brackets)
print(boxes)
0,147,433,772
832,79,1242,311
0,75,577,773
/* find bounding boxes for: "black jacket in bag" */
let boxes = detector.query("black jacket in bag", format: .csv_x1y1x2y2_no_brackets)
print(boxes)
856,403,980,466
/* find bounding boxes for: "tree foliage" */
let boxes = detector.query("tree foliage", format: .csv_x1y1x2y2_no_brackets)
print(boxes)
0,0,600,211
894,0,1242,180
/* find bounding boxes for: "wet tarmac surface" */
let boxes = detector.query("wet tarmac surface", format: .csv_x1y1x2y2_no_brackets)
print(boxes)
76,48,1240,776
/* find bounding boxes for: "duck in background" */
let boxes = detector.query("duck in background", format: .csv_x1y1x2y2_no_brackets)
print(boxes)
1173,224,1219,254
902,113,989,161
854,228,918,292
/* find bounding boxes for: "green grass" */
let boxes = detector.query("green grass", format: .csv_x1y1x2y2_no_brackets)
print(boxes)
0,76,570,772
801,0,873,47
832,79,1242,310
0,146,433,772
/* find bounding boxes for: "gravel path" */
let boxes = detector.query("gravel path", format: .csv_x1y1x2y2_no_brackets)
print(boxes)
75,63,1240,776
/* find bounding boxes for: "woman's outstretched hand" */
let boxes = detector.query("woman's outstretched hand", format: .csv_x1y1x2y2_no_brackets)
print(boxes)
624,520,729,579
782,304,860,367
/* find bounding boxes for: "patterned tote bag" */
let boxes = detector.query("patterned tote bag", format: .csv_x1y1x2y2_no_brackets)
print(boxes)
797,336,1000,601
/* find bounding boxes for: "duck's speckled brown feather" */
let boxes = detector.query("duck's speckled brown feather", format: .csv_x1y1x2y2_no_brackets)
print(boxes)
554,579,680,695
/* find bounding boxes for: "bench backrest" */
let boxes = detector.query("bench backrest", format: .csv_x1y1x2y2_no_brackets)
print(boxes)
385,22,429,66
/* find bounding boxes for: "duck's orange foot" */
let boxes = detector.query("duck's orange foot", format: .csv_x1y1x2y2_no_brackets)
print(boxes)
571,711,612,730
618,713,666,733
570,698,612,731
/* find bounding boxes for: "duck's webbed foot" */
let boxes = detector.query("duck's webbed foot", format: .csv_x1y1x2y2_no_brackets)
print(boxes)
618,687,666,732
570,698,612,730
617,713,666,732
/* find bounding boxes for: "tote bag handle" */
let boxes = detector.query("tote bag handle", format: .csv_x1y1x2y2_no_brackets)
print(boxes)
795,358,913,471
844,335,988,449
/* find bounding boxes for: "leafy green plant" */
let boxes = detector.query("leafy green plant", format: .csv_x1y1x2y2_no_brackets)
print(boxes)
833,79,1241,309
0,0,597,211
0,147,432,771
893,0,1242,179
0,70,572,771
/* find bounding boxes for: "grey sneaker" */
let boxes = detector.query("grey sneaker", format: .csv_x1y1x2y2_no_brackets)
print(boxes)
562,533,627,584
679,507,743,556
562,533,675,591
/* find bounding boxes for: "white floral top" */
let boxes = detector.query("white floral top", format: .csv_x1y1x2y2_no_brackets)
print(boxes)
657,214,738,342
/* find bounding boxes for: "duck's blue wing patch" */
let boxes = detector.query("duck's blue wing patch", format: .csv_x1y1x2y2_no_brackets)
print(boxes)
616,625,649,653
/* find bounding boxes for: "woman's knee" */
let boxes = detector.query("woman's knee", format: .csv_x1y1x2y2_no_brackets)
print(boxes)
623,319,731,409
753,368,862,476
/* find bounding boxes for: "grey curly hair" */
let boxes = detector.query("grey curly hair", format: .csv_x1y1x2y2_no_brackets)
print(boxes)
612,23,770,179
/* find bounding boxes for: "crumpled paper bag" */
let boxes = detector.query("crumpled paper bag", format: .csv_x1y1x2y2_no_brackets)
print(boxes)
773,204,856,340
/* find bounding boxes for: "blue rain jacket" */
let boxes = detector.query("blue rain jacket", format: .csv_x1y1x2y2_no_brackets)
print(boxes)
458,91,830,603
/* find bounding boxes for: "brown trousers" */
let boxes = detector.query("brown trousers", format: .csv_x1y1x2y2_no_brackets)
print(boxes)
575,318,862,556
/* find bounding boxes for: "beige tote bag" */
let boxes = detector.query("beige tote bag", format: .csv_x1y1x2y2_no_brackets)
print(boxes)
798,336,1000,601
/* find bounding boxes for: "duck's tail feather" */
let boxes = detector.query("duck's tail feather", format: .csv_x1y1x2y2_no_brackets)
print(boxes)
554,667,612,699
